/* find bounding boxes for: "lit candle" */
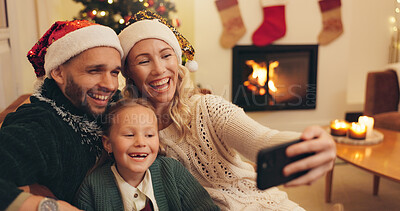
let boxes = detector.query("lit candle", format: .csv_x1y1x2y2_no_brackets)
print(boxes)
330,120,349,136
348,122,367,140
358,116,374,138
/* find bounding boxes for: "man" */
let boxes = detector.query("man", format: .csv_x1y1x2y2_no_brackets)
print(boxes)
0,20,123,210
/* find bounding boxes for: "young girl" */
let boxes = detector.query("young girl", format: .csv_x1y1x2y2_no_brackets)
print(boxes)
118,10,336,210
74,98,219,211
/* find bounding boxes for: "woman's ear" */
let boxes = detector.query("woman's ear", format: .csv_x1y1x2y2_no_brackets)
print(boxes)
102,135,112,153
50,66,65,85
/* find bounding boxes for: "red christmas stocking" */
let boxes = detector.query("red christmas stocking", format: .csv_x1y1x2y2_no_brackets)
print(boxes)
318,0,343,45
252,0,287,46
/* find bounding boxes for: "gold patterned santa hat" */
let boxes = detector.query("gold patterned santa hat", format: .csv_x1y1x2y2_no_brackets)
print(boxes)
118,10,198,72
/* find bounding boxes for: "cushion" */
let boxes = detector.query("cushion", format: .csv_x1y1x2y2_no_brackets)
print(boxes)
373,112,400,131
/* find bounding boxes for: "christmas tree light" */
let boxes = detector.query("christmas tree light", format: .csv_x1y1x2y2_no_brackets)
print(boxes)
73,0,179,33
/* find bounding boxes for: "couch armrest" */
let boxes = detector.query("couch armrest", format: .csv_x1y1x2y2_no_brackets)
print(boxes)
0,94,31,127
364,69,399,116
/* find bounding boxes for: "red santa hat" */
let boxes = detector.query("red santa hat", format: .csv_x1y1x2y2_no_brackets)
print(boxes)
27,20,123,78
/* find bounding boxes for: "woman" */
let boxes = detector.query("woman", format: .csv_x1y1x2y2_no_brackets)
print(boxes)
118,10,336,211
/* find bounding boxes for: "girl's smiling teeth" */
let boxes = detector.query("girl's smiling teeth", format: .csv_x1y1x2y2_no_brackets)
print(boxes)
149,78,170,91
128,153,149,159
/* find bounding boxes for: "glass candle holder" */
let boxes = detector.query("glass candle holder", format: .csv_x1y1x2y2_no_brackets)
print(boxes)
330,120,349,136
348,122,367,140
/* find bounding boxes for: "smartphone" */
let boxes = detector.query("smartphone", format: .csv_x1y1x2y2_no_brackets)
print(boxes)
256,139,315,190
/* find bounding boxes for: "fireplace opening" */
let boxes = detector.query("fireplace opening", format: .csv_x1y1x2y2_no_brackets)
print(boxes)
232,45,318,111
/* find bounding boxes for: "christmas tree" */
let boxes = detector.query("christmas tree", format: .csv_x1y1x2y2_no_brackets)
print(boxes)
73,0,179,33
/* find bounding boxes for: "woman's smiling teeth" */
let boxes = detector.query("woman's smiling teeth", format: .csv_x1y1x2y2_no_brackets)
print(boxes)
149,78,170,92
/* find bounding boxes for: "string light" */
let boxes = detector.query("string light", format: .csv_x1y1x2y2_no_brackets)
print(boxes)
119,19,125,24
108,0,113,4
390,16,396,24
100,11,106,16
390,1,400,34
390,0,400,63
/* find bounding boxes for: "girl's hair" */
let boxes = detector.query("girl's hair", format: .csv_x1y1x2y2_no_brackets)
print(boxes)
123,63,199,141
102,98,158,136
89,98,158,173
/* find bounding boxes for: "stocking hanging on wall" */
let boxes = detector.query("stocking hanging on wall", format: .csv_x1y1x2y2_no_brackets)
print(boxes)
215,0,246,48
318,0,343,45
252,0,287,47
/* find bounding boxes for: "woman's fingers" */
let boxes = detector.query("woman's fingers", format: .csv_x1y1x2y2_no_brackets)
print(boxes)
284,159,334,187
282,125,336,186
283,146,335,176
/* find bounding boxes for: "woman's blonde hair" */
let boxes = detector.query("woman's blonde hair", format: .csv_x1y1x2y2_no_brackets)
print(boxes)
123,63,198,141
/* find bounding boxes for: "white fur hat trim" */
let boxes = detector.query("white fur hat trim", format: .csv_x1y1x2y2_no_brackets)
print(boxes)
44,25,123,76
118,19,182,66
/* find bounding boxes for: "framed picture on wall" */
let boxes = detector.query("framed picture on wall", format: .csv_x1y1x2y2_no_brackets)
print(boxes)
0,0,8,28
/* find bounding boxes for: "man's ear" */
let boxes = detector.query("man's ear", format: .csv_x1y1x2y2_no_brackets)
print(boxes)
102,135,112,153
50,66,65,85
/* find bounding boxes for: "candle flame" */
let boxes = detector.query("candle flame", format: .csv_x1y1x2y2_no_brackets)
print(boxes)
351,122,367,133
331,119,349,129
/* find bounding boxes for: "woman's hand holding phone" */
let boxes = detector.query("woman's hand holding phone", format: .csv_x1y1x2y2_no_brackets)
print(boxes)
283,125,336,187
257,125,336,189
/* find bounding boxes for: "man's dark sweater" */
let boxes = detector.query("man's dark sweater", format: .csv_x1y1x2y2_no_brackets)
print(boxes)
0,78,115,209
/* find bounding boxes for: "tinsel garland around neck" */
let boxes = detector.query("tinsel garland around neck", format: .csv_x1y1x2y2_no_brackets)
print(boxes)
32,84,103,155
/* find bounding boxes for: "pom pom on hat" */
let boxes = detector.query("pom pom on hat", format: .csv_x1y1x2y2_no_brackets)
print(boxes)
185,60,198,72
27,20,123,78
119,10,198,72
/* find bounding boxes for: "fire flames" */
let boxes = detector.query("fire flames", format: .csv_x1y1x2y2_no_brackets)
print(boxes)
243,60,279,96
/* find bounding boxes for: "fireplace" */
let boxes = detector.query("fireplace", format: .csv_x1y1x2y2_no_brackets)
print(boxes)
232,45,318,111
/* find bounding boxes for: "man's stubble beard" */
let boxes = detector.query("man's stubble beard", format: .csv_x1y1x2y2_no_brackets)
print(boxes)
64,75,96,116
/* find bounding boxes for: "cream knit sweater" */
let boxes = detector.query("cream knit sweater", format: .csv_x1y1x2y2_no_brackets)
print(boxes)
159,94,305,211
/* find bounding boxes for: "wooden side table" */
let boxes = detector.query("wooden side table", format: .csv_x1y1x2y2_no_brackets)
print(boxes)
325,128,400,202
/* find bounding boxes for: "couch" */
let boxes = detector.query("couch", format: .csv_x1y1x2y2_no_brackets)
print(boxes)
363,69,400,131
